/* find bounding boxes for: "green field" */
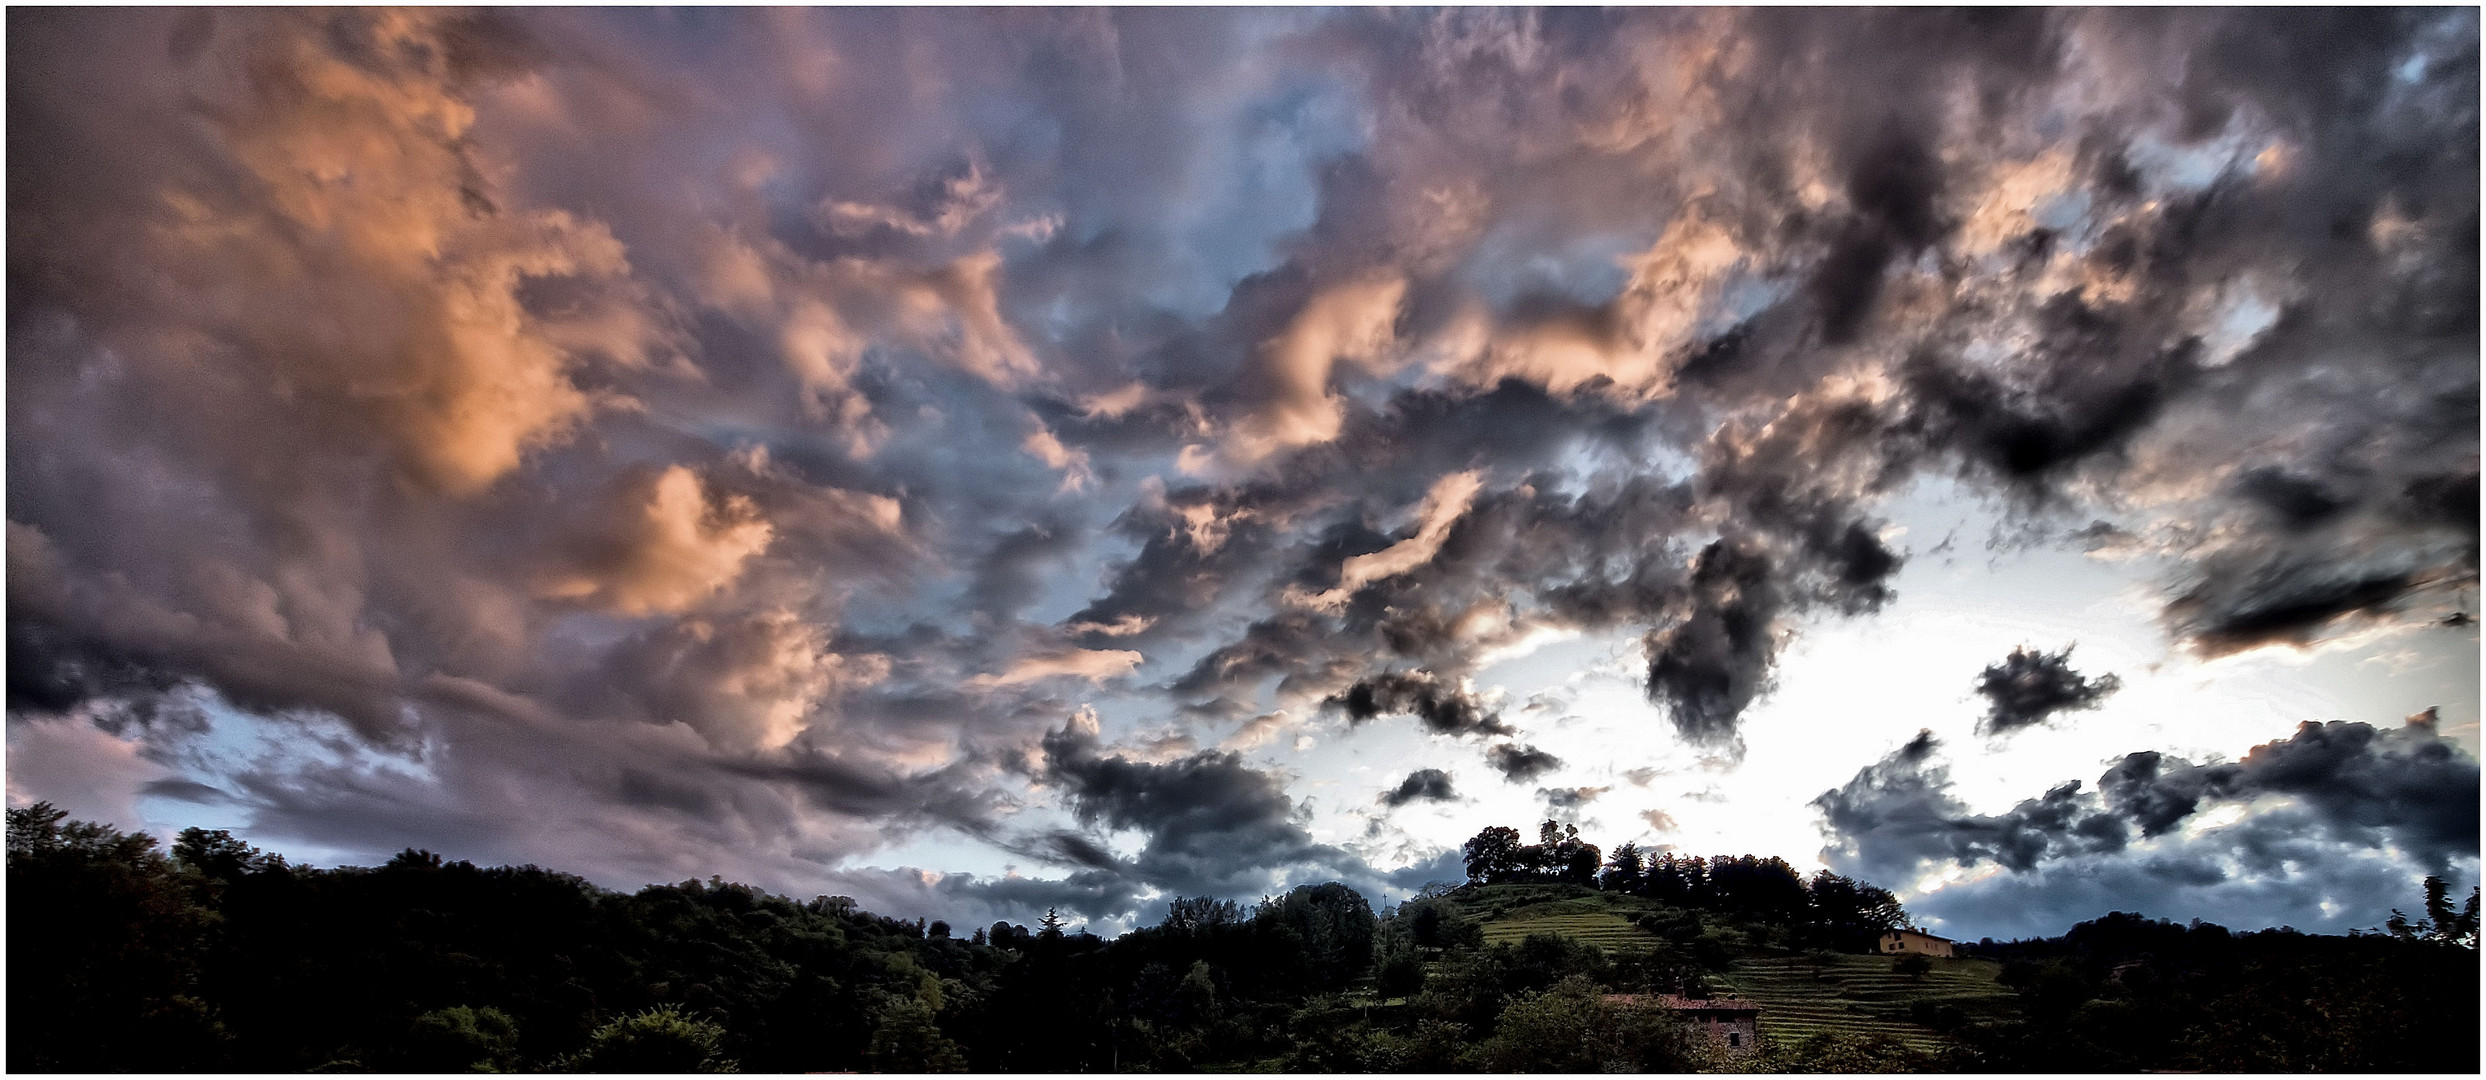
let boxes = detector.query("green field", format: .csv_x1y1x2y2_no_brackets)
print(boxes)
1478,903,1661,951
1718,953,2014,1055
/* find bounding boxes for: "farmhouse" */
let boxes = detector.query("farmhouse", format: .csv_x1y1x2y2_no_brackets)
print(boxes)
1662,995,1764,1051
1877,928,1955,957
1609,994,1764,1051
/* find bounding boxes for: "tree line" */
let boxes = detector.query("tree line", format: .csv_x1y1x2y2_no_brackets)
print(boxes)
1951,904,2479,1071
1,805,1827,1071
9,804,2474,1072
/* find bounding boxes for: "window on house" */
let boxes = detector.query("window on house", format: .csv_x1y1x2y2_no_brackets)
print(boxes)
1728,1032,1741,1048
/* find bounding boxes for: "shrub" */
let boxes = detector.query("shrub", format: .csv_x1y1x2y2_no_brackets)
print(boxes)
567,1006,734,1073
402,1005,520,1072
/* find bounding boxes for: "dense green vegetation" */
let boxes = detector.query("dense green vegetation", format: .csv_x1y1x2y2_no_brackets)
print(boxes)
1951,908,2480,1072
9,805,2475,1072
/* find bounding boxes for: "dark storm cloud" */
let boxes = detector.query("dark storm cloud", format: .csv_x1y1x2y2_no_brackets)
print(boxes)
1033,830,1123,872
942,868,1143,929
1061,493,1284,653
1815,715,2481,934
1326,671,1512,738
1379,768,1458,808
1903,825,2449,942
2096,715,2481,866
2165,556,2444,658
1895,335,2198,505
139,778,232,805
1809,120,1952,346
1642,538,1786,746
2231,467,2352,532
1035,715,1363,899
717,748,1009,832
1973,646,2124,736
1485,743,1564,784
6,621,181,717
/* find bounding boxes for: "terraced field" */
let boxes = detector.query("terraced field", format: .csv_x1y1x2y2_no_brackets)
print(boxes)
1456,887,2021,1059
1477,903,1660,952
1719,953,2015,1055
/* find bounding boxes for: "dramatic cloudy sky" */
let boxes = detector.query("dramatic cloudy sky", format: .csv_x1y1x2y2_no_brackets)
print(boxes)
9,8,2478,941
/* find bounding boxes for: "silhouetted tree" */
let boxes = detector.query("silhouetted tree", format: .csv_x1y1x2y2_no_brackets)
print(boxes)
2388,875,2481,948
1163,895,1242,934
1599,842,1647,894
6,802,226,1071
1255,883,1377,992
1463,826,1526,884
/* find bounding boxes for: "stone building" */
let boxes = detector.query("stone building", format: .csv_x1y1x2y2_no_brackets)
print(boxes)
1877,927,1955,957
1610,994,1764,1052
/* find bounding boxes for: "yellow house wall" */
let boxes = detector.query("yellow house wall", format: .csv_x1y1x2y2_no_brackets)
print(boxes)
1877,932,1954,957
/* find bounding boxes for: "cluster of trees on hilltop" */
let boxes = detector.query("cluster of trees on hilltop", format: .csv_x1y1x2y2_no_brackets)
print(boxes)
1462,821,1910,947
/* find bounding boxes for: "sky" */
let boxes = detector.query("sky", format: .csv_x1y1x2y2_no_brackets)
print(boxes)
7,8,2478,943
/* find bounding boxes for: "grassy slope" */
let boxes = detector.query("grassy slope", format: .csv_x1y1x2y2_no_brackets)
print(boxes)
1455,884,2016,1055
1718,952,2013,1055
1478,904,1662,951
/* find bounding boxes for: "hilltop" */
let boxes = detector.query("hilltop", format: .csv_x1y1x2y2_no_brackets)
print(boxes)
1390,878,2477,1072
1390,881,2016,1067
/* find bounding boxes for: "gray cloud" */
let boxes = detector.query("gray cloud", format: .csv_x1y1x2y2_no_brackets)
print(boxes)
1641,539,1788,746
1974,645,2124,736
1539,785,1609,812
1327,671,1512,738
1379,768,1459,809
1485,742,1564,784
1034,715,1365,900
1814,714,2481,935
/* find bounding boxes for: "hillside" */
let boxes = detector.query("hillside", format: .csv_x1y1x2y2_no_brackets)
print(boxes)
1436,882,2012,1058
1475,898,1665,951
1720,953,2010,1056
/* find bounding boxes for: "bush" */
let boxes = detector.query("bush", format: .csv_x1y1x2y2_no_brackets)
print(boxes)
1376,948,1427,999
402,1005,520,1072
1473,976,1696,1073
1357,1019,1474,1072
567,1006,734,1073
1908,1000,1967,1032
866,998,967,1073
1775,1031,1938,1073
